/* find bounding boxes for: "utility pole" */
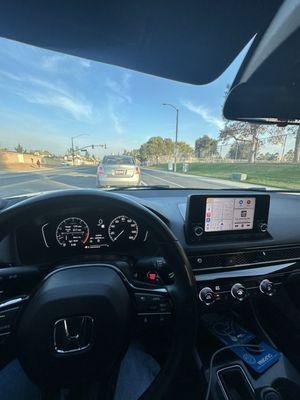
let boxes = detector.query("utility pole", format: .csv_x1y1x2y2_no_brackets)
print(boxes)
71,134,88,165
162,103,179,172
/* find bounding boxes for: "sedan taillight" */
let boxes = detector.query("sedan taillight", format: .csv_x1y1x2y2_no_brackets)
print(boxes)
134,166,140,174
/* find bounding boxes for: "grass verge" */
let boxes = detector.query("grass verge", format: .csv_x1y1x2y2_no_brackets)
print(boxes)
151,162,300,190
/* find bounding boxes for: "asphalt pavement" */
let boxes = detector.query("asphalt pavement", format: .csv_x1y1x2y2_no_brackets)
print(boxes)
0,165,262,198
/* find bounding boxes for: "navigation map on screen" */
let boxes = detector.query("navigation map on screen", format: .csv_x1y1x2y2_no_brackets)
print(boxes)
205,197,256,232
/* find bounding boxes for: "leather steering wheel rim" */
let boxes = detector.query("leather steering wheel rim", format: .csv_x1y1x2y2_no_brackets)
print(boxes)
0,189,198,400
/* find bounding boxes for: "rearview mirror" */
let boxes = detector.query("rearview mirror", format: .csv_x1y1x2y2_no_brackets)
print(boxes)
223,0,300,126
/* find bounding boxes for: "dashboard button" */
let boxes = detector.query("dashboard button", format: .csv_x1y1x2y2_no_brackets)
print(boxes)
199,287,215,306
231,283,247,301
194,226,204,237
259,223,268,233
147,271,158,282
259,279,275,296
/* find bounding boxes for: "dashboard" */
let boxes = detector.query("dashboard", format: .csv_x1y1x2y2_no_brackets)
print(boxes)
1,189,300,308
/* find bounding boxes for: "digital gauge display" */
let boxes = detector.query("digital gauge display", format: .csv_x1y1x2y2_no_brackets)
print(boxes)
56,217,89,247
108,215,138,242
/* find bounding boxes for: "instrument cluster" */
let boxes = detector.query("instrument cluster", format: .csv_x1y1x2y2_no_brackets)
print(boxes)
42,214,148,250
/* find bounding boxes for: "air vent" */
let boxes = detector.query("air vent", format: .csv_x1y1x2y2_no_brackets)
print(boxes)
189,246,300,271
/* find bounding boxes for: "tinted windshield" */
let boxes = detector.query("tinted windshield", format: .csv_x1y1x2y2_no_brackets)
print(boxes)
0,37,299,198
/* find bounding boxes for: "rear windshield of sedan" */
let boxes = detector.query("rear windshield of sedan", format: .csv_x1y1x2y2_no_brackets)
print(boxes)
103,156,134,165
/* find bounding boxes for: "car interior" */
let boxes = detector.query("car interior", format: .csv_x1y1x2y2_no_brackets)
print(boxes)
0,1,300,400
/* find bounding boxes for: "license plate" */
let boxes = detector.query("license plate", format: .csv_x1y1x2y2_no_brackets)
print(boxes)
115,170,125,175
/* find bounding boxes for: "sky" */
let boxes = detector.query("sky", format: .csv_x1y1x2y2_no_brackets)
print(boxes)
0,37,294,158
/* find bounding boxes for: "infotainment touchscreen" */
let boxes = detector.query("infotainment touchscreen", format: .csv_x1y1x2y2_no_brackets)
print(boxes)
204,197,256,232
185,194,270,243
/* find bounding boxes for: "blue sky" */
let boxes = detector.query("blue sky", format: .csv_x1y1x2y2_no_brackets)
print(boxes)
0,36,286,158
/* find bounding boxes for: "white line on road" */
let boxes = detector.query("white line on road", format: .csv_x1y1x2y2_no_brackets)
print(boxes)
142,171,184,188
141,181,148,186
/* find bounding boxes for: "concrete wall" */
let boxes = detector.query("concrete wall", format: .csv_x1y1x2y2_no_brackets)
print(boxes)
0,151,61,170
0,151,96,171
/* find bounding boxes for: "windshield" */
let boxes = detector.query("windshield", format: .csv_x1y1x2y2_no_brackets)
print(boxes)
0,37,299,198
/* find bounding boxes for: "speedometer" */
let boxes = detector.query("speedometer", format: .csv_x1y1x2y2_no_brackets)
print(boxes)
56,217,89,247
108,215,138,242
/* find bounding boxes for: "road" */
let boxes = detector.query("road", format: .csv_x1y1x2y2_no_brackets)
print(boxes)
0,166,262,198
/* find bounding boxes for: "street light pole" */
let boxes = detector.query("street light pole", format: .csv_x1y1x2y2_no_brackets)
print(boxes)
71,134,88,166
235,140,239,161
162,103,179,172
281,134,288,162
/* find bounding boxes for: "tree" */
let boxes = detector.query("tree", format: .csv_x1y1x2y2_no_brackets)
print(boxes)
284,149,294,162
139,136,165,164
195,135,218,158
163,138,174,158
219,121,263,163
136,136,193,163
176,141,193,158
260,125,300,163
257,152,280,161
15,144,25,153
293,126,300,163
219,120,287,163
227,141,252,160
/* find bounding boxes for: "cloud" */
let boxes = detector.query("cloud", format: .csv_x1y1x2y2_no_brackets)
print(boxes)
109,108,123,134
105,72,132,133
0,70,24,82
181,100,224,130
41,54,91,72
40,54,67,71
79,59,91,68
0,69,93,121
105,72,132,104
25,93,92,120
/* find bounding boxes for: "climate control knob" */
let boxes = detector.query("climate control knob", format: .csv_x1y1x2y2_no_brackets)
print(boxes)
231,283,247,301
259,279,275,296
199,287,215,306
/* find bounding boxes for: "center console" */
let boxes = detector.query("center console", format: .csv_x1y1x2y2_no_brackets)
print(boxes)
184,194,300,398
197,306,300,400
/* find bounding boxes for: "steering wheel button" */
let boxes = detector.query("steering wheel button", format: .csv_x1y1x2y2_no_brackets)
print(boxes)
156,314,171,325
151,296,162,303
135,294,147,303
148,304,159,312
0,323,11,332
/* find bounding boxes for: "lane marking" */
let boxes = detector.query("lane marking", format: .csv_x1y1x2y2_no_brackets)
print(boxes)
141,181,148,186
142,171,184,188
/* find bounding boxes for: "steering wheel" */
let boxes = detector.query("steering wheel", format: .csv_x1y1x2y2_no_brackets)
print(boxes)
0,190,198,399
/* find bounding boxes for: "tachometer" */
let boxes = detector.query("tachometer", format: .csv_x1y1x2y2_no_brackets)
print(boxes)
56,217,89,247
108,215,138,242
